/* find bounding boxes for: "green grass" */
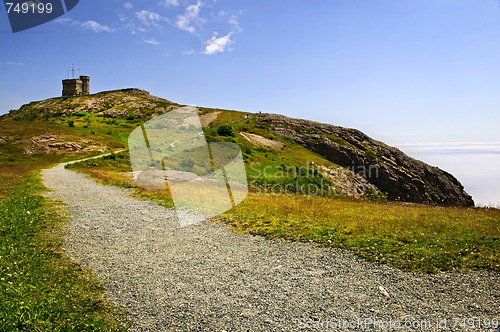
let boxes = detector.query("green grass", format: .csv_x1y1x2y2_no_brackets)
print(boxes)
65,152,175,209
0,174,128,331
5,93,496,276
67,151,500,274
221,194,500,273
0,111,133,330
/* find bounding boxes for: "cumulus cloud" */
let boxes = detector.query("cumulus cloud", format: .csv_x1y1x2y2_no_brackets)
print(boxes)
176,1,205,33
123,2,133,9
203,32,233,55
136,10,164,28
55,18,114,33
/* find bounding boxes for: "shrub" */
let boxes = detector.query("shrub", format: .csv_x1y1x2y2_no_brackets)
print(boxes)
84,116,91,128
67,120,75,127
217,124,235,137
126,113,138,121
76,111,88,117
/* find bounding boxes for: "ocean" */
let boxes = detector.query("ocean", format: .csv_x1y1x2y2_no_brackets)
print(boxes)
397,143,500,207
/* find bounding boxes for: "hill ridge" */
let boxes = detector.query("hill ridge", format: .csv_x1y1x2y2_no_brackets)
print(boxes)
1,88,474,206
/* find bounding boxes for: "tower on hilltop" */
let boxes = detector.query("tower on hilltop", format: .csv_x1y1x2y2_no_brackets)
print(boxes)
62,64,90,96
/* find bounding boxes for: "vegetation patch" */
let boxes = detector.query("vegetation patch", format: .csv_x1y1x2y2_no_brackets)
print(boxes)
4,91,496,276
0,174,128,331
69,152,500,274
220,194,500,273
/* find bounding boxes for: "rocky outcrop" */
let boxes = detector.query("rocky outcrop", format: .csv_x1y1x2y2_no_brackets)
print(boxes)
261,114,474,206
24,135,108,155
2,88,474,206
7,89,178,119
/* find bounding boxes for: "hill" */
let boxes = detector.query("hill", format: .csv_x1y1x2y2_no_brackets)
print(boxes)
0,89,497,332
0,88,473,206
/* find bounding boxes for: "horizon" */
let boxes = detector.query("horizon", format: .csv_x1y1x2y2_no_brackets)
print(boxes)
1,0,499,205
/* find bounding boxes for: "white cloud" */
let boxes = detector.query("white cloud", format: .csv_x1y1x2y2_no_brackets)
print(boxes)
81,20,114,32
123,2,133,9
182,50,196,55
144,38,161,46
203,32,233,54
228,16,239,26
136,10,164,27
176,1,204,33
160,0,179,7
55,17,76,25
55,18,114,33
228,15,242,32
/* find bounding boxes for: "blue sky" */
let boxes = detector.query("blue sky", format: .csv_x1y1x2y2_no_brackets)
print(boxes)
1,0,500,203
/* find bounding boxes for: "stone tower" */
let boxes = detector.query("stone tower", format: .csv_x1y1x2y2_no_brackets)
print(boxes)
80,76,90,95
62,74,90,97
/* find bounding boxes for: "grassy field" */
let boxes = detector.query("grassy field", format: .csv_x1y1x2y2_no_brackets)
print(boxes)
0,174,128,331
0,118,129,199
222,194,500,273
68,151,500,274
0,116,130,331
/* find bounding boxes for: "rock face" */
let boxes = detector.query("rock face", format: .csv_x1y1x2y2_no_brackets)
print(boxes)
261,114,474,206
10,88,177,119
24,135,108,154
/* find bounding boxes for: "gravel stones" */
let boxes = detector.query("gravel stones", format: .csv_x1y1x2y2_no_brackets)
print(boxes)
41,164,499,331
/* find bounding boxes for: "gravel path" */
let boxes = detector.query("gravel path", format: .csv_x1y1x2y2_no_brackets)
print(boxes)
41,164,499,331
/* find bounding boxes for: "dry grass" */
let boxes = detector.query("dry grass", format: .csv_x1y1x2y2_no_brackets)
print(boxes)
221,194,500,273
69,155,500,273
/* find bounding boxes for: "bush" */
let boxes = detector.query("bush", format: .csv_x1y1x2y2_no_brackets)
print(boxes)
126,113,138,121
76,111,88,117
217,124,235,137
104,153,117,161
84,116,91,128
67,120,75,127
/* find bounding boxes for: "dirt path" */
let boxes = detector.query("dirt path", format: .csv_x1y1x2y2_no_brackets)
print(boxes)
41,164,499,331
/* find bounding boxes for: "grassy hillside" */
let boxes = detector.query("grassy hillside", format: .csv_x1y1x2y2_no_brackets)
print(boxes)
0,114,128,198
0,87,498,331
2,89,498,274
67,150,500,273
0,94,137,330
0,89,498,329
